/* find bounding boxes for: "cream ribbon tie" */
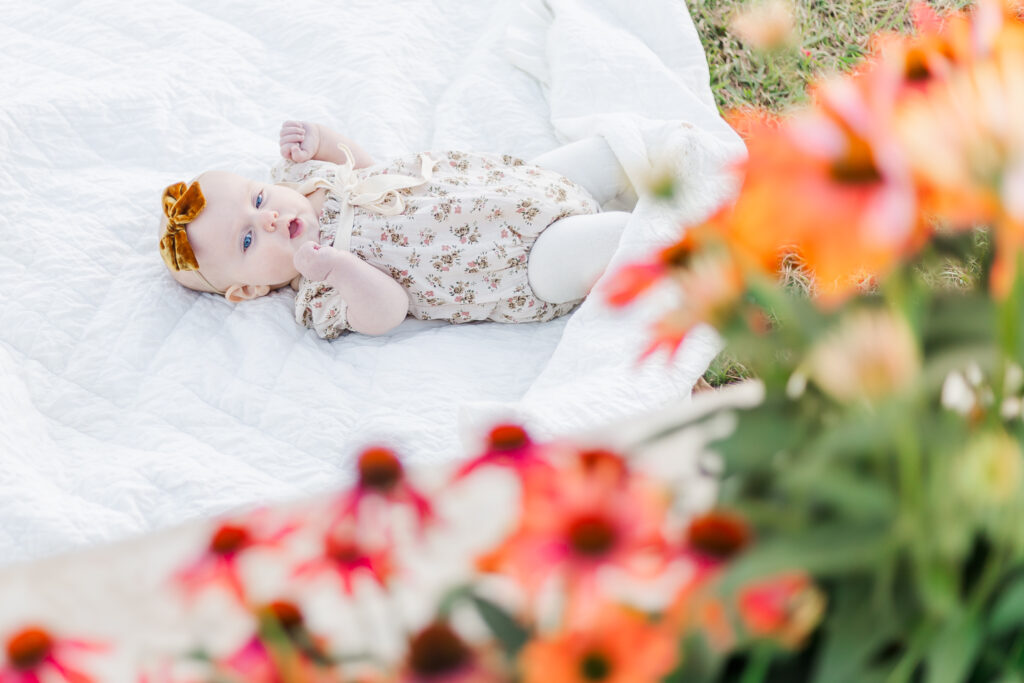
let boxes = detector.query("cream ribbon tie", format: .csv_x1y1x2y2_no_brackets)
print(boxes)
280,143,439,252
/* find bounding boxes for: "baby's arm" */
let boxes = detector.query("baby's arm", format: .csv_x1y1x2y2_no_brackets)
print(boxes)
279,121,377,169
293,242,408,335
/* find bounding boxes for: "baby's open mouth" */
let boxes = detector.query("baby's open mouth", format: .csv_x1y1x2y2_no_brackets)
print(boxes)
288,218,302,239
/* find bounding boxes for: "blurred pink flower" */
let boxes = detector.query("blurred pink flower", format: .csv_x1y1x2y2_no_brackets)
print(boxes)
0,626,107,683
293,523,394,595
454,424,551,481
175,511,299,605
336,446,434,531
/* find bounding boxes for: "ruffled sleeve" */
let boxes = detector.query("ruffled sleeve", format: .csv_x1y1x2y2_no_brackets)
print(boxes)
294,279,352,340
270,158,335,186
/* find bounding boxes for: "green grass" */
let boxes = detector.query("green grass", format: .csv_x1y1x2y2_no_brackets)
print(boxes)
686,0,974,114
687,0,977,386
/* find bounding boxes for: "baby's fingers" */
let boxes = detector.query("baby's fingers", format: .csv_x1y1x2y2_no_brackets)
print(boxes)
280,142,305,162
280,120,306,136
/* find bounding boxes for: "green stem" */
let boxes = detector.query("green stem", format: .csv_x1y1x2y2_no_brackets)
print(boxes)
895,420,923,535
740,643,774,683
966,549,1006,615
886,619,938,683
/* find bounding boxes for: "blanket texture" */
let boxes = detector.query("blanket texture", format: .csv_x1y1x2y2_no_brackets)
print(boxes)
0,0,744,565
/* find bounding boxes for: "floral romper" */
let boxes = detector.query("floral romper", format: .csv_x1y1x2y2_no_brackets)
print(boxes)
271,145,601,339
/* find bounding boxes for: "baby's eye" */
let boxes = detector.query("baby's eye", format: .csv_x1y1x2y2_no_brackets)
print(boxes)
255,190,264,209
243,231,253,251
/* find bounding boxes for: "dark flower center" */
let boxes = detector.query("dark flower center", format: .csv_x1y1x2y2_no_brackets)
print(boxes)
578,449,627,480
489,424,529,451
358,447,403,492
580,651,613,680
903,48,932,82
7,628,53,670
568,515,618,557
687,511,751,560
209,524,250,555
830,133,882,184
408,622,471,675
325,537,362,564
265,601,304,633
659,240,695,268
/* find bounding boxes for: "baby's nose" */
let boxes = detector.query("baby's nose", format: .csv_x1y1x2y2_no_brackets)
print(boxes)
263,210,280,232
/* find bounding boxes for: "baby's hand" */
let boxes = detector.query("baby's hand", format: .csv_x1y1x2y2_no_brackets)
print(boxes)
294,241,344,282
279,121,321,163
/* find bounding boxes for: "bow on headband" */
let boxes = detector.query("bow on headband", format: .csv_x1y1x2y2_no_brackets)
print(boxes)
159,181,206,272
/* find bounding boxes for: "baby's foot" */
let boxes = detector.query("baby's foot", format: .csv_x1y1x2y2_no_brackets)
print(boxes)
293,241,344,282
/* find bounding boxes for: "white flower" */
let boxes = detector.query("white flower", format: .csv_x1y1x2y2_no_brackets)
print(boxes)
804,308,919,403
730,0,797,51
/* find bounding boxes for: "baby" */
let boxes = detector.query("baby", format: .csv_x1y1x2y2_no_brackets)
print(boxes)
159,121,633,338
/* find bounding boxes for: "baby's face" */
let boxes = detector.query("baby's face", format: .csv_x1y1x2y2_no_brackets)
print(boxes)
186,170,319,296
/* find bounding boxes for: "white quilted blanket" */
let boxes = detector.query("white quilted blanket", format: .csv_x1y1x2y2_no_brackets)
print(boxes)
0,0,744,566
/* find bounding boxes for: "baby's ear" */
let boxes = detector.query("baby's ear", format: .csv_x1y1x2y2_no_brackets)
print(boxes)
224,284,271,302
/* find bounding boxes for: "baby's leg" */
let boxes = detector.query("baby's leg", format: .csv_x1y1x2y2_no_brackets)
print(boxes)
529,136,631,206
528,211,631,304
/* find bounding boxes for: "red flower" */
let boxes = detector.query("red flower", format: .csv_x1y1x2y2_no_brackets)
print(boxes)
454,424,550,481
175,510,298,604
638,249,745,362
0,626,107,683
601,235,698,308
336,446,434,530
738,572,827,649
292,523,394,595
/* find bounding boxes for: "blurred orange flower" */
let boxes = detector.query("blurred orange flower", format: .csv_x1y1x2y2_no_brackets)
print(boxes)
723,75,922,304
893,16,1024,295
476,456,670,621
519,605,677,683
866,3,971,94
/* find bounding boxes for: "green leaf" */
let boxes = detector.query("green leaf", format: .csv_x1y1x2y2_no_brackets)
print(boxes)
661,632,723,683
997,250,1024,364
802,409,899,464
989,574,1024,636
711,403,804,472
435,583,474,619
924,611,982,683
922,291,995,353
780,467,897,522
469,594,530,659
719,526,889,594
917,562,960,619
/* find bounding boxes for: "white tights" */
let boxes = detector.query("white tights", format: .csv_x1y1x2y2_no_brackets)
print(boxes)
526,136,633,304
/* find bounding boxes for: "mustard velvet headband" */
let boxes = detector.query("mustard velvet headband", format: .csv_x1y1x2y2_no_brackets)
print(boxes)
159,181,225,294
